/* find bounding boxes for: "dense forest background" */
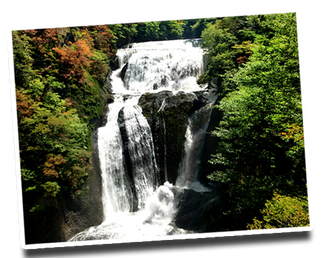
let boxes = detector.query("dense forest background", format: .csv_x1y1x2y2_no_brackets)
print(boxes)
12,13,309,243
198,13,308,230
13,19,220,227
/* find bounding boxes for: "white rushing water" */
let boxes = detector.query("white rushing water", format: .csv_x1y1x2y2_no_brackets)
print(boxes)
113,39,204,93
69,39,211,242
176,105,214,192
97,95,134,220
119,104,159,210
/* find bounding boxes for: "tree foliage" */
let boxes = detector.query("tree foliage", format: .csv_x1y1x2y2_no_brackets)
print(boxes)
247,192,309,229
54,39,93,82
203,13,308,229
197,16,259,96
13,26,116,214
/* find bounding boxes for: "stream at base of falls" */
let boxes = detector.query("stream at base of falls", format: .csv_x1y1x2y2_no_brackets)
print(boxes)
70,182,190,242
69,39,216,242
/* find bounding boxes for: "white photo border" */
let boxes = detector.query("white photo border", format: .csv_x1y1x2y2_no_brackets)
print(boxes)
5,6,317,249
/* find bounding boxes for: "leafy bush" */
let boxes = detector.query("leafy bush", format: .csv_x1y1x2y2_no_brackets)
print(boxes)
247,192,310,229
42,181,61,197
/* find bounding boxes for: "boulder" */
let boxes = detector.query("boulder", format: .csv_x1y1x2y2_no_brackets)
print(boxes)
111,56,120,70
173,186,223,232
138,90,210,185
120,62,129,84
138,90,173,126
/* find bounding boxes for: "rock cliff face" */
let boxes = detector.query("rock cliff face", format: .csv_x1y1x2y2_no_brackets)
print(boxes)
62,131,104,240
138,90,211,185
173,187,223,232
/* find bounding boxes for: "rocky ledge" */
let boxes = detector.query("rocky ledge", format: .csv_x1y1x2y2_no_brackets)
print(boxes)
138,90,212,184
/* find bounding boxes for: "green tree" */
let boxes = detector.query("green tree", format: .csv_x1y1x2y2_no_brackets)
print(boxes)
12,31,34,88
207,13,306,226
197,16,258,94
17,86,91,211
134,22,161,42
108,23,138,48
198,21,239,86
183,18,217,38
159,20,184,40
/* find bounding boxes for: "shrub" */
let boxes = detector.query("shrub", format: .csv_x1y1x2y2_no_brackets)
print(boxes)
247,191,310,229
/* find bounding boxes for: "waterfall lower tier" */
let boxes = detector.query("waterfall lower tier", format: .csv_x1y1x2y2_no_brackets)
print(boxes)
69,182,187,242
118,105,159,210
97,96,134,220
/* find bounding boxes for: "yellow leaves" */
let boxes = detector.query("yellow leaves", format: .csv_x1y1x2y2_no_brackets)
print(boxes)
280,124,303,139
26,146,39,151
47,116,66,126
34,123,51,134
232,41,254,55
42,181,61,197
247,191,309,230
279,123,304,150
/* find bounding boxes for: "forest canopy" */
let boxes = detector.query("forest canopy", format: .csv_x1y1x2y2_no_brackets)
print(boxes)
200,13,308,229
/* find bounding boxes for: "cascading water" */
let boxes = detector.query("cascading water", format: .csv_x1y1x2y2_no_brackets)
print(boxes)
69,39,214,242
97,95,134,219
116,39,204,93
176,104,215,192
118,104,159,210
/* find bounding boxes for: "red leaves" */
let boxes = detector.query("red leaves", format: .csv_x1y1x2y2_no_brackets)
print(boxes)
25,29,58,57
53,39,94,82
89,25,114,58
17,26,114,84
16,91,31,116
43,29,58,44
236,55,248,64
65,98,72,107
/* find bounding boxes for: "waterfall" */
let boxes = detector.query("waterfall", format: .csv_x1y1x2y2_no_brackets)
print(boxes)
176,105,214,192
118,104,159,209
157,98,168,181
69,39,212,242
97,99,129,220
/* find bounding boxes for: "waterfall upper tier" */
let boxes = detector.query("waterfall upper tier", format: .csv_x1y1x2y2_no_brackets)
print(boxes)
121,38,203,50
111,39,206,94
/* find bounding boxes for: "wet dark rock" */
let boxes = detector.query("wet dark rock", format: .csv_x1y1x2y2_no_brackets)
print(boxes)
138,90,211,185
174,187,223,232
111,56,120,70
120,62,129,84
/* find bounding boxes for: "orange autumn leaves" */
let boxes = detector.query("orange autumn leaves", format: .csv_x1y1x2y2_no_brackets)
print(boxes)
279,123,304,148
23,26,114,84
54,40,93,83
43,154,66,178
15,90,38,119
